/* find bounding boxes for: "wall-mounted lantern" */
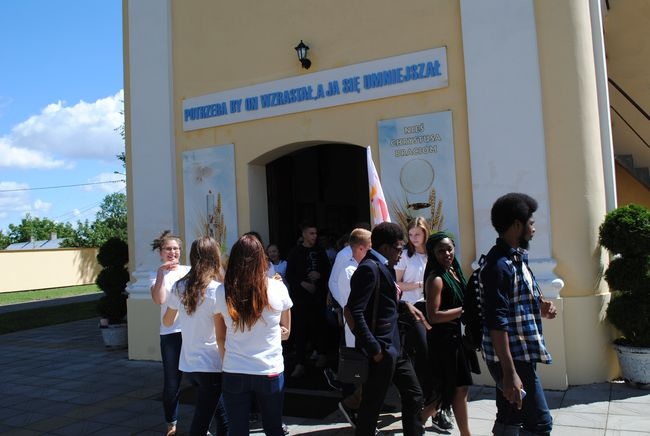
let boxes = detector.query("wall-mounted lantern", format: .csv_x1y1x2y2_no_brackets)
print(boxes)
294,40,311,70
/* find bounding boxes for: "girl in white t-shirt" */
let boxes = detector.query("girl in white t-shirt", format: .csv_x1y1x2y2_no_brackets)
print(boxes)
215,235,292,436
395,217,431,411
149,230,191,436
395,216,429,303
162,237,228,436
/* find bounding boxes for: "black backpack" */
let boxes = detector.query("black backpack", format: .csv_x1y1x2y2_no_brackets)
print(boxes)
461,254,487,351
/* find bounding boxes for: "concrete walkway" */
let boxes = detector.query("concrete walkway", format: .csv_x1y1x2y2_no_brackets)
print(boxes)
1,318,649,435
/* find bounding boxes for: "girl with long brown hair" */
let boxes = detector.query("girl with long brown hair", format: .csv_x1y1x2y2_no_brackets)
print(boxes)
395,216,429,303
163,236,228,436
215,234,292,436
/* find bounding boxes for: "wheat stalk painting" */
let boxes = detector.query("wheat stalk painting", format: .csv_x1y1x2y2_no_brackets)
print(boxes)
392,186,444,233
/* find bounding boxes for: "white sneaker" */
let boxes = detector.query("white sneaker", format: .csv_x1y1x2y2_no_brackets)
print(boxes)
290,364,305,377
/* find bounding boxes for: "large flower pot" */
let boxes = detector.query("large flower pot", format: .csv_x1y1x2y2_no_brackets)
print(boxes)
615,344,650,389
100,323,128,349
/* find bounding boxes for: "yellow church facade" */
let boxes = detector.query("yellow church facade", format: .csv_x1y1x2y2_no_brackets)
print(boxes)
123,0,649,389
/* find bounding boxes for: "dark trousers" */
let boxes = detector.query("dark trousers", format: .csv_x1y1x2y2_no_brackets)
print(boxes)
184,372,228,436
222,372,285,436
356,353,424,436
404,318,429,386
292,297,326,364
160,332,183,424
488,361,553,436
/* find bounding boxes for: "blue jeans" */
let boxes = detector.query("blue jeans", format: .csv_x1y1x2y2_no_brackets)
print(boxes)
160,332,183,425
184,371,228,436
488,361,553,436
222,372,285,436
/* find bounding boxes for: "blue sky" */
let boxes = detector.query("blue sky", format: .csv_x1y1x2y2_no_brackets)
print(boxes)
0,1,124,233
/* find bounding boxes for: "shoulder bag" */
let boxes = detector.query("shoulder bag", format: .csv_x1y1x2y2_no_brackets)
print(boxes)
337,260,381,384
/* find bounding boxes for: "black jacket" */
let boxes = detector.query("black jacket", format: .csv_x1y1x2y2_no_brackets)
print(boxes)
346,252,405,360
285,244,331,302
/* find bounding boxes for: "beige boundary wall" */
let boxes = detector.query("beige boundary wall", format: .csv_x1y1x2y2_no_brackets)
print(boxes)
0,248,101,293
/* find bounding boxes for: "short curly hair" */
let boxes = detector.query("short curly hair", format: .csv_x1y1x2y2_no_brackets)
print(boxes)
371,222,404,249
490,193,538,234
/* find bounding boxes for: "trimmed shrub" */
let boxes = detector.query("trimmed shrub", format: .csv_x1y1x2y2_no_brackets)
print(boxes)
96,267,131,293
604,256,650,294
97,237,128,268
599,204,650,347
96,237,129,324
599,204,650,257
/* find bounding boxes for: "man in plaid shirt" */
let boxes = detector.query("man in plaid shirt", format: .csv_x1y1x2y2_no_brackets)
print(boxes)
480,193,557,436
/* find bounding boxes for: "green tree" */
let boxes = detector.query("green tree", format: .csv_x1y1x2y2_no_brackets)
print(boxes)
61,219,99,248
62,193,127,248
5,214,75,245
116,99,126,170
0,230,11,250
93,192,128,243
116,151,126,169
96,193,127,225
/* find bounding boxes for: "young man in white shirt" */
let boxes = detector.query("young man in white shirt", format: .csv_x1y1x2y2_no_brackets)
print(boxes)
332,228,371,428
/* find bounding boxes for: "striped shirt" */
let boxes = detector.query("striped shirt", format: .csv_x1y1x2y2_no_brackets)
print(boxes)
479,238,552,365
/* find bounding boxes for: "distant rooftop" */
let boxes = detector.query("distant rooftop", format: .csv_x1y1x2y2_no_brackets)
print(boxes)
4,237,67,251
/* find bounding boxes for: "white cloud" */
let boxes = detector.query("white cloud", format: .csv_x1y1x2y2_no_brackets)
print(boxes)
33,199,52,212
0,137,65,169
0,90,124,169
0,181,31,213
0,181,28,189
83,172,127,193
0,182,56,227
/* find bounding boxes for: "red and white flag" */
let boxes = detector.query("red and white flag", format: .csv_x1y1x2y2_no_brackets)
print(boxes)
367,146,391,226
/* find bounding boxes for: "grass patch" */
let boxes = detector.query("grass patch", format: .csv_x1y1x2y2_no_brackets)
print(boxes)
0,301,98,335
0,284,100,305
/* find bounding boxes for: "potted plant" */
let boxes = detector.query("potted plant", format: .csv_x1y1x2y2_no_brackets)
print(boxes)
599,203,650,388
96,237,129,348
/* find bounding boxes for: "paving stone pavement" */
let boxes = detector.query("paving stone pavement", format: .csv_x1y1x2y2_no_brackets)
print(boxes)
1,317,649,435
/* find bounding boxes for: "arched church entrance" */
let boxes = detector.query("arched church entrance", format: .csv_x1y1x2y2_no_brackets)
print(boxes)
266,143,370,257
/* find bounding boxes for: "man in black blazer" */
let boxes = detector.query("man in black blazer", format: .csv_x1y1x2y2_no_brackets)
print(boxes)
346,222,425,435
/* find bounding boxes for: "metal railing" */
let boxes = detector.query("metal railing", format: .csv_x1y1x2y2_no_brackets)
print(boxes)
608,78,649,150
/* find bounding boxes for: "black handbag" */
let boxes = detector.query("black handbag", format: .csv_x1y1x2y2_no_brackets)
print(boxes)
337,261,381,384
337,346,369,383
